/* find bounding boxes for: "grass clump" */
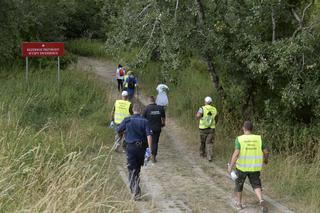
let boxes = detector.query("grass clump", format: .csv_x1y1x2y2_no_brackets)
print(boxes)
0,67,134,212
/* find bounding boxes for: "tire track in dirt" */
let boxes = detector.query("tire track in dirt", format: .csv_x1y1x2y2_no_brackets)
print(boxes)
76,57,294,213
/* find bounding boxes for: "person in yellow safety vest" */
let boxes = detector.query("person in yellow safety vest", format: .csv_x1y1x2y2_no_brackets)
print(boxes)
123,71,132,91
227,121,269,212
110,91,133,152
196,96,218,162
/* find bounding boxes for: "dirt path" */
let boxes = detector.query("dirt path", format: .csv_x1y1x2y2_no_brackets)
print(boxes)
76,57,294,213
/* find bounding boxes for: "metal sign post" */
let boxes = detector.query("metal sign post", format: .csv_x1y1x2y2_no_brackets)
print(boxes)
57,56,60,84
25,57,29,83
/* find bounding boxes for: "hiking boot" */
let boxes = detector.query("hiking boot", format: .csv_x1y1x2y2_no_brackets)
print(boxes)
259,200,268,213
152,155,157,163
234,202,243,210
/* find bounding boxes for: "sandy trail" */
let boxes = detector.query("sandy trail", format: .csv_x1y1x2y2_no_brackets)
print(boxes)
76,57,294,213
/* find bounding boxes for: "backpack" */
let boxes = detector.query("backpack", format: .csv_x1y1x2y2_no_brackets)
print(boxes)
202,110,213,127
119,68,124,76
127,77,135,89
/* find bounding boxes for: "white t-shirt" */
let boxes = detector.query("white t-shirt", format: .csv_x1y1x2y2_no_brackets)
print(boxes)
156,84,169,107
116,67,125,80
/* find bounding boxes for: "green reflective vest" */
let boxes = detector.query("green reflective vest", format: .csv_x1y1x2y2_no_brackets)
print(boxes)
123,74,129,88
114,100,131,125
236,134,263,172
199,105,217,129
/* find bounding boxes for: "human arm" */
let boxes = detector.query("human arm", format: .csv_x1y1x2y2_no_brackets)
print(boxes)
111,105,115,122
117,118,127,134
215,113,218,124
228,149,240,175
129,103,133,115
263,148,269,165
196,107,203,119
161,107,166,127
145,121,153,152
147,135,152,151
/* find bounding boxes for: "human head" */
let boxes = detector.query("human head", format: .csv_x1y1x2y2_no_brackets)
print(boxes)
127,71,133,76
118,64,122,68
204,96,212,105
148,96,155,104
243,121,253,132
132,103,142,114
121,91,128,100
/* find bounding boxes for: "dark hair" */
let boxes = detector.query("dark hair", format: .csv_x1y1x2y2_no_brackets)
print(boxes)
118,64,122,68
243,121,253,131
149,96,155,103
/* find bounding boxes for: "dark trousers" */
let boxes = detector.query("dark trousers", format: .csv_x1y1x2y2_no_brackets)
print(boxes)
126,143,146,196
152,130,161,156
117,79,123,91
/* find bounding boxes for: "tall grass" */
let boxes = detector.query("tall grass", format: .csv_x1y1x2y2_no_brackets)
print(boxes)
0,67,135,212
66,39,109,58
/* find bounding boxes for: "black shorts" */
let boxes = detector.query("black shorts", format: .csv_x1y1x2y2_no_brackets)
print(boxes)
234,169,261,192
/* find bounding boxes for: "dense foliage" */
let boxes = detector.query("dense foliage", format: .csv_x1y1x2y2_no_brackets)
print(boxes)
1,0,319,147
0,0,104,64
103,0,320,132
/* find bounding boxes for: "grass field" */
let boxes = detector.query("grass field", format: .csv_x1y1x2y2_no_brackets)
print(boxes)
0,66,135,212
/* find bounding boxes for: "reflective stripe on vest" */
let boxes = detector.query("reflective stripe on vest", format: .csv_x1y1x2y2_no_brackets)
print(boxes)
114,100,131,124
123,75,129,88
199,105,217,129
236,134,263,172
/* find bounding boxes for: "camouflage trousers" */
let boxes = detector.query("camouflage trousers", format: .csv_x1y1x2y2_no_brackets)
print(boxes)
199,128,215,161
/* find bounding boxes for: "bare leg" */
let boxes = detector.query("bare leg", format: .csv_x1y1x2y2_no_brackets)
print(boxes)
254,188,263,201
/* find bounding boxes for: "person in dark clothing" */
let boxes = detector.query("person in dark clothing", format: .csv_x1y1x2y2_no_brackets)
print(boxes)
143,96,166,162
117,104,152,200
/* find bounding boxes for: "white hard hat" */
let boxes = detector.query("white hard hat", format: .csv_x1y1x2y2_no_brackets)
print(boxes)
121,91,128,96
204,96,212,103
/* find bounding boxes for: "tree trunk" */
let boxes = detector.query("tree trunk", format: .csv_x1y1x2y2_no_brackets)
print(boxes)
195,0,226,101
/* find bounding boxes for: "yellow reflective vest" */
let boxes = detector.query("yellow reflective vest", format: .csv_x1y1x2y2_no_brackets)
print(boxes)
123,74,129,89
114,100,131,125
236,134,263,172
199,105,217,129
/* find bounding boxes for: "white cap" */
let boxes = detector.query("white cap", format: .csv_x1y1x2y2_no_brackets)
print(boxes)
204,96,212,103
121,91,128,96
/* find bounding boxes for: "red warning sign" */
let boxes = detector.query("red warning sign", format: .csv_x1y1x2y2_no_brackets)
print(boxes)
22,42,64,57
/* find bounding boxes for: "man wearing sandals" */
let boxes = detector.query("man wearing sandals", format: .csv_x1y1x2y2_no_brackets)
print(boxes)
227,121,269,212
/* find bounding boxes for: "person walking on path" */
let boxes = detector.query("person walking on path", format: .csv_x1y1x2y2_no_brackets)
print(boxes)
116,64,125,92
117,104,153,200
143,96,166,163
196,96,218,162
155,84,169,109
227,121,269,212
125,71,138,101
110,91,133,152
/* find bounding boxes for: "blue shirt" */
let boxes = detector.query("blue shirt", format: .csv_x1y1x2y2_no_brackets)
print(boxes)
117,114,152,144
125,76,138,94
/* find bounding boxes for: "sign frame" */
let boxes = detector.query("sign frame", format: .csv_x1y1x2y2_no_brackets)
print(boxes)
22,42,64,84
